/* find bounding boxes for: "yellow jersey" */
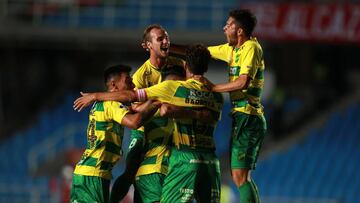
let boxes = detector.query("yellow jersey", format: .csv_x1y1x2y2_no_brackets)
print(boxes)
132,56,184,176
132,56,185,88
208,37,265,116
135,110,174,177
73,101,129,180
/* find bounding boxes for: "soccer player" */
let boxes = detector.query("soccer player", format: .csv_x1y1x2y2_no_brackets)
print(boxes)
70,65,160,203
133,65,186,203
73,44,223,203
208,10,266,203
172,9,267,203
133,24,185,87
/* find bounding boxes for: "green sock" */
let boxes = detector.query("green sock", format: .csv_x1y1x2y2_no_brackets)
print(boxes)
238,179,260,203
109,174,132,203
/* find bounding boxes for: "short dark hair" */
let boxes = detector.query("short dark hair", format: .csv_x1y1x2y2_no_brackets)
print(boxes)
185,44,211,75
142,24,165,44
161,65,186,81
104,64,132,85
229,9,257,37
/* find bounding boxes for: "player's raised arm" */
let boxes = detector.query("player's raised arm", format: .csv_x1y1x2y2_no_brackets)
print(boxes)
211,74,251,92
73,90,138,112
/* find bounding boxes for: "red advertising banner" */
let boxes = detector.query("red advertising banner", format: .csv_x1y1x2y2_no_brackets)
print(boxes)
242,3,360,43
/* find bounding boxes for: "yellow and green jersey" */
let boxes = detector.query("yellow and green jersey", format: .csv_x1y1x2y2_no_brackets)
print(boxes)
138,78,224,151
73,101,129,180
132,56,185,88
131,56,184,176
208,37,265,116
135,111,174,177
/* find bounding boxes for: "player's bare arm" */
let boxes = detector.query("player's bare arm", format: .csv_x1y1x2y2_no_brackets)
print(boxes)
131,101,155,113
73,90,138,112
212,74,251,92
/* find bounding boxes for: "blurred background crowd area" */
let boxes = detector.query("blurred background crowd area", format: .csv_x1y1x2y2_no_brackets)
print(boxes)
0,0,359,202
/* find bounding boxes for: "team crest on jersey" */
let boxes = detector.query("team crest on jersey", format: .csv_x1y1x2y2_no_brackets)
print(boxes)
229,66,239,76
144,70,152,76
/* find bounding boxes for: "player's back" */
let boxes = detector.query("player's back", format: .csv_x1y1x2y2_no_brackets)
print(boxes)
143,78,224,151
135,110,174,176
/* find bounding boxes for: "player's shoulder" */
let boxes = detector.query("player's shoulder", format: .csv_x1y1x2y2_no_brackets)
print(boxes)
134,60,150,74
132,61,153,83
150,80,181,92
103,101,130,111
156,79,180,87
245,38,262,49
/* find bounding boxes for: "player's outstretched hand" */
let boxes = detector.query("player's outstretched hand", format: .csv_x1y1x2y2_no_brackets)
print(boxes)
73,92,96,112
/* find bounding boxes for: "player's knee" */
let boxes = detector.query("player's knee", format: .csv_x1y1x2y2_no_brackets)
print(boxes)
232,175,247,187
232,170,249,187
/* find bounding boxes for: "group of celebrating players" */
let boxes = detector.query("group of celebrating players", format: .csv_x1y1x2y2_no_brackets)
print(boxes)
71,9,267,203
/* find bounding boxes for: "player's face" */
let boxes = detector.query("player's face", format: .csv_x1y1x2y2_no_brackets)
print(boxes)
148,28,170,58
223,17,239,46
115,72,135,91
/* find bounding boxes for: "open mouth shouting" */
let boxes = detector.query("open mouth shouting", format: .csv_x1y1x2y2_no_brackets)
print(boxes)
160,47,169,52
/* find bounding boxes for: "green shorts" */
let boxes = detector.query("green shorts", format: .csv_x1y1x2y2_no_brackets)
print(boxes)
230,112,267,169
123,130,145,175
126,129,144,162
161,148,221,203
70,174,110,203
135,173,165,203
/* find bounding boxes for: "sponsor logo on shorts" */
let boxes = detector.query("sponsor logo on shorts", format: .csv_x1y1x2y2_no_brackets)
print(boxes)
180,188,194,202
189,159,217,164
238,153,245,161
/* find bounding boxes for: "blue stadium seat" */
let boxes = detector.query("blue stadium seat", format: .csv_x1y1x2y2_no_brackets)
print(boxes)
252,103,360,202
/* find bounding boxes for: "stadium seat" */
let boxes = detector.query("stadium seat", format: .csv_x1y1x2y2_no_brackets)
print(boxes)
253,103,360,202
